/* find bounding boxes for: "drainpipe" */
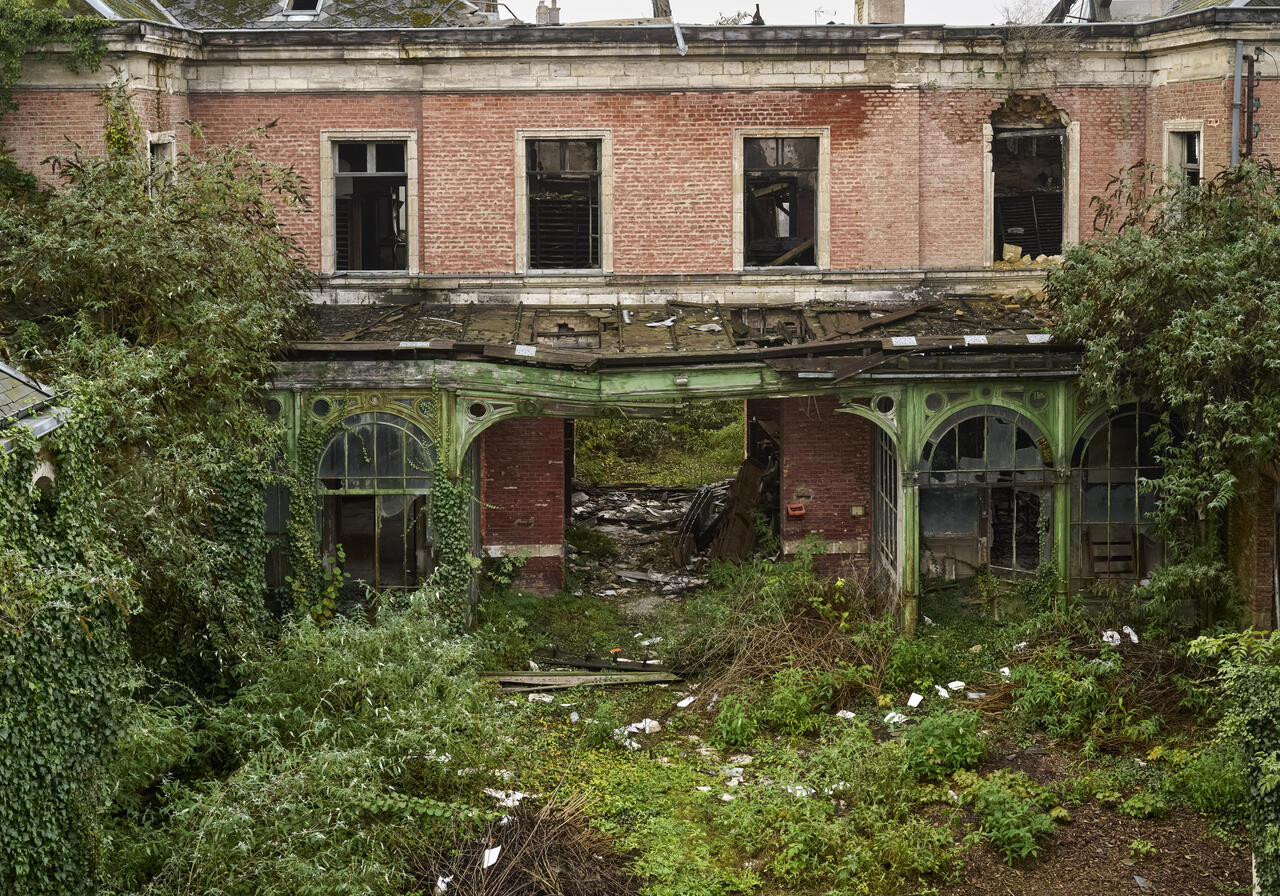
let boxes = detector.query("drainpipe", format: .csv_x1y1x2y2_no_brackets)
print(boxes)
1232,39,1244,166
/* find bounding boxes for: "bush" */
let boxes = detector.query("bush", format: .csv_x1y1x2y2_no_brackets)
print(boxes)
904,710,985,780
100,596,513,896
1165,741,1250,827
967,770,1055,865
711,696,758,750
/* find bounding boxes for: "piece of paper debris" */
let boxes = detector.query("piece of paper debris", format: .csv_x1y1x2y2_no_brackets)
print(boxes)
782,784,813,797
435,874,453,895
646,316,677,328
1102,630,1122,646
884,711,909,724
948,680,966,691
482,846,501,869
907,692,923,708
999,667,1012,679
569,711,580,723
676,696,697,709
835,709,857,719
1013,641,1029,651
482,789,532,809
695,785,712,792
966,692,989,700
624,718,661,735
527,693,553,703
935,685,950,698
1123,625,1139,643
720,793,735,802
640,636,663,646
922,615,935,626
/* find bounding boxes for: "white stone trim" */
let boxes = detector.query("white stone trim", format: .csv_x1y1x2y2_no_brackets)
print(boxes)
1162,118,1206,181
732,127,831,272
484,543,563,558
319,129,419,275
514,129,613,275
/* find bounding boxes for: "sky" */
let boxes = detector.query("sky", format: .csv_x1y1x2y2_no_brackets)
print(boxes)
500,0,1031,27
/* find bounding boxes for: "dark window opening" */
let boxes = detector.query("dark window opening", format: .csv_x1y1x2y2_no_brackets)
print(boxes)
920,411,1053,578
527,139,600,270
744,137,818,266
1070,406,1164,586
335,141,408,271
288,0,320,10
993,129,1064,261
1172,131,1201,186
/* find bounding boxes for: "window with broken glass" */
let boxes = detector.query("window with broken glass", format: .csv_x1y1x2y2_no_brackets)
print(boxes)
992,129,1064,260
1170,131,1201,186
316,412,435,595
334,141,408,272
526,139,600,270
872,426,900,581
919,411,1054,578
743,137,818,267
1070,406,1164,587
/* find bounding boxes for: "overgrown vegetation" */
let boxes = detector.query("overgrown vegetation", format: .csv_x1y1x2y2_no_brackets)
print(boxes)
574,400,744,486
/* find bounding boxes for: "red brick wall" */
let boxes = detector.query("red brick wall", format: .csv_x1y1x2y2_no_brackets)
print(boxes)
479,416,565,594
3,87,190,180
777,396,873,572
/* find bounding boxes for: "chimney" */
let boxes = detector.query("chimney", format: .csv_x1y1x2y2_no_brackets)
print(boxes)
856,0,904,23
535,0,560,24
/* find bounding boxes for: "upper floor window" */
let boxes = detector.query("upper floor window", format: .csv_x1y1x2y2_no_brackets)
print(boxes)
1169,130,1201,186
526,138,601,270
743,136,819,267
334,141,408,272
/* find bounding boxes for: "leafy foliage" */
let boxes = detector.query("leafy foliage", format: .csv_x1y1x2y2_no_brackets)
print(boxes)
1050,162,1280,540
965,770,1056,864
1190,630,1280,892
1,86,311,687
574,400,744,486
904,709,985,779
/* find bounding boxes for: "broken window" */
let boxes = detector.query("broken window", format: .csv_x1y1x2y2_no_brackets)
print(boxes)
1168,131,1201,186
992,129,1064,260
743,137,818,266
287,0,320,10
1070,406,1164,586
919,411,1053,578
526,139,600,270
335,141,408,271
872,425,899,582
316,412,435,596
147,136,175,193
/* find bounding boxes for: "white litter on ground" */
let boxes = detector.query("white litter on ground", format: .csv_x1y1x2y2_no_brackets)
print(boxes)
435,874,453,895
999,667,1011,679
527,693,553,703
835,709,857,719
482,789,533,809
676,696,697,708
966,692,988,700
935,685,950,698
907,692,923,708
482,846,501,869
948,680,966,691
1102,630,1122,646
1122,625,1139,643
884,711,909,724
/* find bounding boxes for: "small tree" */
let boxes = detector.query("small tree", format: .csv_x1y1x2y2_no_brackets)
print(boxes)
0,87,312,688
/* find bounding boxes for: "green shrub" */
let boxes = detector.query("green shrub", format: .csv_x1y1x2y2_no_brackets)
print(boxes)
1165,740,1251,827
905,710,985,780
885,634,951,692
1118,789,1169,819
968,770,1055,865
711,696,758,750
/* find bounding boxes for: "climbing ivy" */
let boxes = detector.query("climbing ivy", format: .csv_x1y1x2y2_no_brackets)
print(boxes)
0,408,132,895
0,0,103,194
1189,631,1280,892
0,85,311,689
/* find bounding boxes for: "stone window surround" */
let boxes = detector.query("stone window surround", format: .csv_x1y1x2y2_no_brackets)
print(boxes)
732,126,831,272
1162,119,1205,182
514,128,614,275
319,129,420,275
982,121,1080,267
145,129,176,162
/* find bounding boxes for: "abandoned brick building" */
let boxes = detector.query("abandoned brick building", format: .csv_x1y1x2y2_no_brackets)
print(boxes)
7,0,1280,627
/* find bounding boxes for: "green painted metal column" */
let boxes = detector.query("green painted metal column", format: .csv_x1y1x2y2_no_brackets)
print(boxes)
1052,381,1074,608
899,385,923,635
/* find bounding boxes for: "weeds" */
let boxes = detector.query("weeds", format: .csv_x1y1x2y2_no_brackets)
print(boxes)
905,709,986,780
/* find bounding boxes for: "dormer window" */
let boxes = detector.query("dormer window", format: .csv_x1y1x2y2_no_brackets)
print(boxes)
286,0,321,13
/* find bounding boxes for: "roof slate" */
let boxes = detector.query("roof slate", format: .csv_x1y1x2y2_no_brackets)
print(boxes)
159,0,481,30
0,361,57,424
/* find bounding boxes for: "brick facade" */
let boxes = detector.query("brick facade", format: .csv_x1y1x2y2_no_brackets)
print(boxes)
479,417,566,594
777,397,874,573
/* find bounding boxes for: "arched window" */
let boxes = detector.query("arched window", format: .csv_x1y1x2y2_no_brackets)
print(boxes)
316,412,436,592
1071,406,1163,585
919,409,1053,577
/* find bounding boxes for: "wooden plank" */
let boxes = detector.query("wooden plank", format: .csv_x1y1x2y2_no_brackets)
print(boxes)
483,670,681,690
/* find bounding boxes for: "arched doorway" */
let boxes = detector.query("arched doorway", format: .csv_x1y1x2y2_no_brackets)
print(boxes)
919,407,1054,578
317,412,435,595
1070,405,1164,587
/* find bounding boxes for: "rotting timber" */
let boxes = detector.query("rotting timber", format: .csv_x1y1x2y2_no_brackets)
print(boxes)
269,284,1117,633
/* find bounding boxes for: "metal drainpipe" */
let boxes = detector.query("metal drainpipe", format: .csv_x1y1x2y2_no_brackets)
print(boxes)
1232,39,1244,166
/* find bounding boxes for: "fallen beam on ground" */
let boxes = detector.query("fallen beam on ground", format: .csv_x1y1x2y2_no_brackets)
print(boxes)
483,670,681,691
